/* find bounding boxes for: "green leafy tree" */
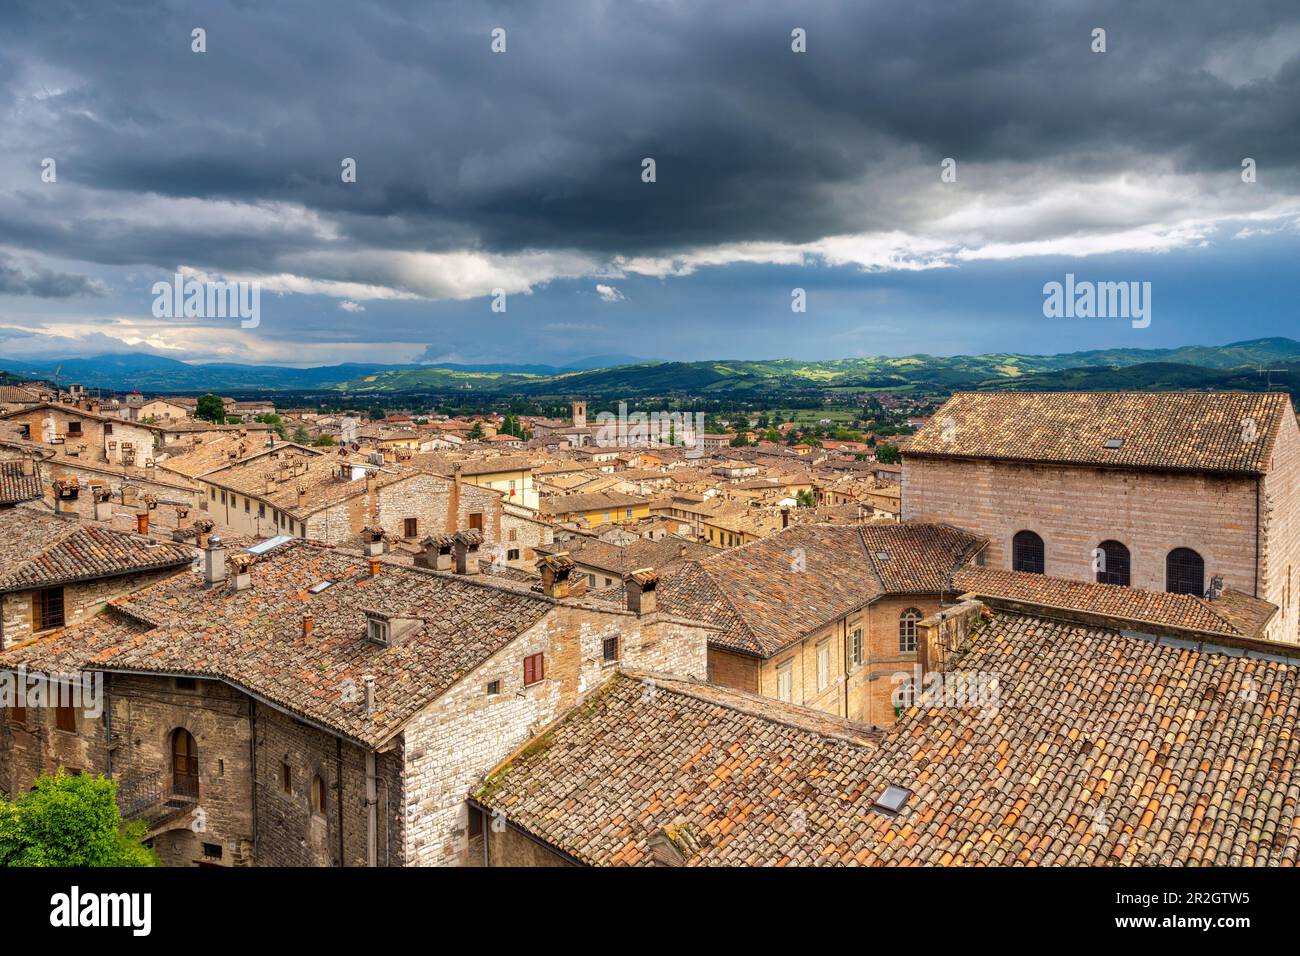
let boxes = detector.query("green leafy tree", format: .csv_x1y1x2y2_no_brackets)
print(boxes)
875,442,902,464
796,488,817,508
730,433,750,447
0,771,157,867
195,393,225,423
291,425,311,444
468,422,485,441
312,434,337,447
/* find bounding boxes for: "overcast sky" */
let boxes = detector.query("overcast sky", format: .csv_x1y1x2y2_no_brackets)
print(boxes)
1,0,1298,367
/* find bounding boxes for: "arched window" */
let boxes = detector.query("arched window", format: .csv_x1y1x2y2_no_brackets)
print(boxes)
1012,531,1045,574
171,728,198,799
1166,548,1205,596
311,775,327,816
1095,540,1131,586
899,608,922,653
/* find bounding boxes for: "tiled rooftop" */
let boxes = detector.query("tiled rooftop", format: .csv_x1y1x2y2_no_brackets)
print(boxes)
0,460,43,505
476,608,1300,866
954,566,1277,640
656,523,985,657
0,510,195,593
0,539,553,746
904,391,1291,474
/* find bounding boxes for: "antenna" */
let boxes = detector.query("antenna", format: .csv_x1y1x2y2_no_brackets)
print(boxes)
1256,366,1287,390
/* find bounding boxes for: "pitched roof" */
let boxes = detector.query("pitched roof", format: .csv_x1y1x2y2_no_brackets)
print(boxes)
539,491,650,515
904,391,1291,475
656,523,985,657
0,540,553,746
537,535,718,577
0,461,43,505
954,566,1277,640
0,510,194,593
477,609,1300,866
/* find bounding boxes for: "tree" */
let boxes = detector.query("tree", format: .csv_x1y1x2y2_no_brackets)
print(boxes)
875,443,902,464
796,488,817,509
312,434,337,447
0,771,157,867
468,422,484,441
291,425,311,444
195,393,225,423
729,433,751,447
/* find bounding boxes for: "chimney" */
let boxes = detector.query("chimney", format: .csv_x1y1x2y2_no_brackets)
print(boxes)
296,483,308,512
625,568,659,616
193,518,215,550
228,552,255,591
202,535,228,585
18,458,34,477
362,675,376,716
302,613,314,637
781,507,790,529
92,487,113,522
368,557,381,578
135,512,149,535
537,552,582,599
362,527,385,557
415,535,455,572
453,530,482,575
52,478,80,517
121,484,139,507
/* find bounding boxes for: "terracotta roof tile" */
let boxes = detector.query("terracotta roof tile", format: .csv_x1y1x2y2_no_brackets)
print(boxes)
905,391,1290,474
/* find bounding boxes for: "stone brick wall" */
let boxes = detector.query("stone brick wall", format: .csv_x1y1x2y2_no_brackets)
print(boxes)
903,457,1259,598
398,600,709,866
251,701,403,867
1,568,188,650
1260,411,1300,642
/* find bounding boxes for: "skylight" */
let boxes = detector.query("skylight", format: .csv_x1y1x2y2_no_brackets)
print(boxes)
245,535,294,555
308,581,334,594
1103,438,1124,450
871,784,912,816
875,551,890,560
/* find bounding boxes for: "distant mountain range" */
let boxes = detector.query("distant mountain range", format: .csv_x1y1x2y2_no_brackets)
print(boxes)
3,338,1299,401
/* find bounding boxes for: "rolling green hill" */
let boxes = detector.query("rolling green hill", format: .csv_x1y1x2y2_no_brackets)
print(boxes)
337,338,1300,401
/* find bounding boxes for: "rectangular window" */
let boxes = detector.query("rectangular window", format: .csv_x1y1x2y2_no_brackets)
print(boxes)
404,517,418,538
281,761,292,794
486,679,501,696
817,642,830,692
469,512,484,531
507,548,520,561
55,704,77,732
258,503,266,517
35,587,65,631
523,652,545,687
603,636,619,663
777,665,793,704
103,423,113,435
851,628,864,667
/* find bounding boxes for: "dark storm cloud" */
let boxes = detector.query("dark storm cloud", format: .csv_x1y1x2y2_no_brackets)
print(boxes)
1,0,1298,271
0,254,106,297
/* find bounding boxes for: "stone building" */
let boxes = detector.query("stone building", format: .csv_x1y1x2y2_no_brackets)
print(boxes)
0,533,711,866
650,522,985,726
0,505,193,649
196,445,505,549
902,391,1300,643
473,571,1288,866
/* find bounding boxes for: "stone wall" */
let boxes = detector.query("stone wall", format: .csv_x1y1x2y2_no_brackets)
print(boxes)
903,457,1259,596
399,600,709,866
1,567,188,649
